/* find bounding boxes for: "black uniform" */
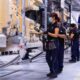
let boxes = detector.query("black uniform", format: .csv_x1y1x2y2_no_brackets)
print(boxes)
70,28,79,62
46,23,59,75
58,27,66,73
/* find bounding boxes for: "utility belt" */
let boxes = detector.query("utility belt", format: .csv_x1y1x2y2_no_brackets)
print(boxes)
45,40,57,50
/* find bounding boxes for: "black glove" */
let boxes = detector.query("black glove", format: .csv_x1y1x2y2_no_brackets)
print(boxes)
43,31,48,34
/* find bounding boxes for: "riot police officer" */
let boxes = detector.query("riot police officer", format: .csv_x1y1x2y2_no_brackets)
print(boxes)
69,24,79,62
45,13,59,78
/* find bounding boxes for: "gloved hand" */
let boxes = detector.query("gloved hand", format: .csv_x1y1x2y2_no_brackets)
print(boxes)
43,31,48,34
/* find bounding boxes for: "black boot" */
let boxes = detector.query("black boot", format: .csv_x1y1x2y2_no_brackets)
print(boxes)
47,72,52,77
57,68,63,74
49,73,57,79
69,59,76,63
76,58,79,61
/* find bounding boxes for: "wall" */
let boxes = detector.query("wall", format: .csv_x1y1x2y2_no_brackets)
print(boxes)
0,0,9,32
0,0,43,41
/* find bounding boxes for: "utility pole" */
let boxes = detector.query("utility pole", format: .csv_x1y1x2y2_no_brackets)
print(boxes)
22,0,26,38
61,0,65,27
70,0,72,24
44,0,48,31
16,0,20,29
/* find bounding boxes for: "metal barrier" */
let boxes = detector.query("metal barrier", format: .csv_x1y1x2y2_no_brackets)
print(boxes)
0,40,71,78
0,54,20,69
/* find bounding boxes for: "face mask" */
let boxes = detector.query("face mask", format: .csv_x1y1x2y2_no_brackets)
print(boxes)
49,17,53,23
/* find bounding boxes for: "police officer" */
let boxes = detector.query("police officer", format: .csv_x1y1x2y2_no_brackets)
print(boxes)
58,24,66,74
46,13,59,78
69,24,79,62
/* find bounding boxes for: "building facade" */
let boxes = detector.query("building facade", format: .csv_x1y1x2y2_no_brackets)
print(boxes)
0,0,43,42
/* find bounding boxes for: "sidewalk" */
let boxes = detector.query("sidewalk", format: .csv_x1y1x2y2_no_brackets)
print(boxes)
0,51,80,80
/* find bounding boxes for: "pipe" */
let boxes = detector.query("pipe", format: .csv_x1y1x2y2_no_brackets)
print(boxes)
44,0,48,31
22,0,26,38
